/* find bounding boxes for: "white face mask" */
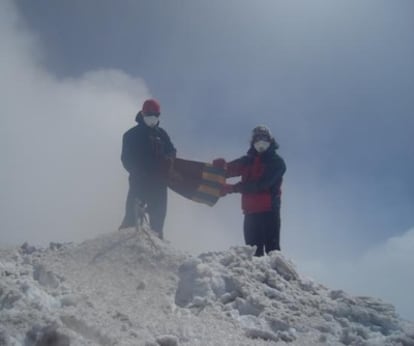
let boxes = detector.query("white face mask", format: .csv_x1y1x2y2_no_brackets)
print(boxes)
254,140,270,153
143,115,159,128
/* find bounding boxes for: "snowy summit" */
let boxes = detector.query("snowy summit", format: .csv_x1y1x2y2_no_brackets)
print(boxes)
1,230,413,346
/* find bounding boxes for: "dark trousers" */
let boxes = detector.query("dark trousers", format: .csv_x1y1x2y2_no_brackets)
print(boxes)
121,175,167,238
243,209,281,257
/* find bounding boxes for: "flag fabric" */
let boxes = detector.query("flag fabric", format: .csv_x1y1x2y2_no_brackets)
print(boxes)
168,158,225,206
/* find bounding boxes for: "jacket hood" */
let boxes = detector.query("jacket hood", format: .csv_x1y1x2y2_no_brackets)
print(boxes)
135,111,144,124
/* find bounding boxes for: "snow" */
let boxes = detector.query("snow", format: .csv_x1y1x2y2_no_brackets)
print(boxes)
1,229,413,345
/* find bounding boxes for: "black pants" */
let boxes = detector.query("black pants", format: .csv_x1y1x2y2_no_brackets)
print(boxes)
243,209,281,257
121,175,167,238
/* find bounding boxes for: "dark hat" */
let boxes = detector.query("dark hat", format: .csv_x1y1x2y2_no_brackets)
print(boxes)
251,125,273,141
142,99,160,115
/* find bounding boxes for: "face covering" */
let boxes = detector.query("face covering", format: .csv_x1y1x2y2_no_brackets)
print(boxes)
254,140,270,153
143,115,159,128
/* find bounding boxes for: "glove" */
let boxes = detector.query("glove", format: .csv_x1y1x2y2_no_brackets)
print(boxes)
233,182,242,193
164,156,175,171
168,167,183,183
160,156,175,178
212,158,226,169
221,184,235,196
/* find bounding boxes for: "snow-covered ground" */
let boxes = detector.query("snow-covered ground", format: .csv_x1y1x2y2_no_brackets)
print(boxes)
1,229,413,346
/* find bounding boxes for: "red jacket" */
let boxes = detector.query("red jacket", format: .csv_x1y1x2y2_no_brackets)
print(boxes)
226,144,286,214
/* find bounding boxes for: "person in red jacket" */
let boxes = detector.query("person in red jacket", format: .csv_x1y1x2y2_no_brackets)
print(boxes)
214,126,286,256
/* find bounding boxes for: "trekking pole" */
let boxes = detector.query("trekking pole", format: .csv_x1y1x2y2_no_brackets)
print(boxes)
134,198,157,250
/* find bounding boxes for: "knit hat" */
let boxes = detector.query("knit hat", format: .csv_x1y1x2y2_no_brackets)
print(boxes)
251,125,273,141
142,99,161,115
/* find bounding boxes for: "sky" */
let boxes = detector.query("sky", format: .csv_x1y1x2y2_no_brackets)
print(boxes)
1,0,413,319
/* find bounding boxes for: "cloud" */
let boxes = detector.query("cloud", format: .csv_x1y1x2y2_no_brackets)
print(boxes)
0,0,242,254
167,193,244,255
0,0,150,245
356,228,414,319
297,228,414,321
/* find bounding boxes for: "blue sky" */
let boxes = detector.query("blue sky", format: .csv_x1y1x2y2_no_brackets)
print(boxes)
2,0,413,319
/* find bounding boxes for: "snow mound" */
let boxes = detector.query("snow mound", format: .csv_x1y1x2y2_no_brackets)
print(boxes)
175,247,414,345
1,230,414,345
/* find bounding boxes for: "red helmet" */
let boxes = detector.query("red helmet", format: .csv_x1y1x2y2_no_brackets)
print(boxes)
142,99,160,115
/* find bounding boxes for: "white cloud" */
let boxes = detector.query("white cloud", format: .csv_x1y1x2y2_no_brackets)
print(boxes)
167,193,244,255
0,0,150,245
297,228,414,321
0,0,242,254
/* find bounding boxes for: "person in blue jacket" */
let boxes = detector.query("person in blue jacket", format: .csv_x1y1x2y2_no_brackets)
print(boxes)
214,126,286,256
119,99,176,238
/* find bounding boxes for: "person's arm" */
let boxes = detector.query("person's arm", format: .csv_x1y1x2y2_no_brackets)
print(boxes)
160,129,177,158
225,157,245,177
121,132,135,173
121,131,148,179
213,156,245,196
159,129,177,176
236,156,286,193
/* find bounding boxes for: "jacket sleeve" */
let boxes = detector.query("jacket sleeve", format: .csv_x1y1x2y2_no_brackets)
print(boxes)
157,129,177,176
238,156,286,193
121,131,147,176
226,157,245,178
121,132,135,173
162,130,177,158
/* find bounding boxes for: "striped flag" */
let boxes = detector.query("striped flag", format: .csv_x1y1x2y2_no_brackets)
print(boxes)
168,158,226,206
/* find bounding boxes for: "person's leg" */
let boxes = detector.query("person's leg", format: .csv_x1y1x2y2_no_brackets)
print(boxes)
146,188,167,239
119,176,139,229
264,208,281,254
244,213,265,256
243,214,255,246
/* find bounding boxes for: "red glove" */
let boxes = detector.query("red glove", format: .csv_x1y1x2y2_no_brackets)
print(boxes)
212,158,226,169
221,184,235,196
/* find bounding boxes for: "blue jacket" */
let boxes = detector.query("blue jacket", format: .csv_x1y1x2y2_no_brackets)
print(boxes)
121,112,176,193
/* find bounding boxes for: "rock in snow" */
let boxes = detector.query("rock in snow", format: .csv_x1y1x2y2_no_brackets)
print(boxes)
1,229,413,345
